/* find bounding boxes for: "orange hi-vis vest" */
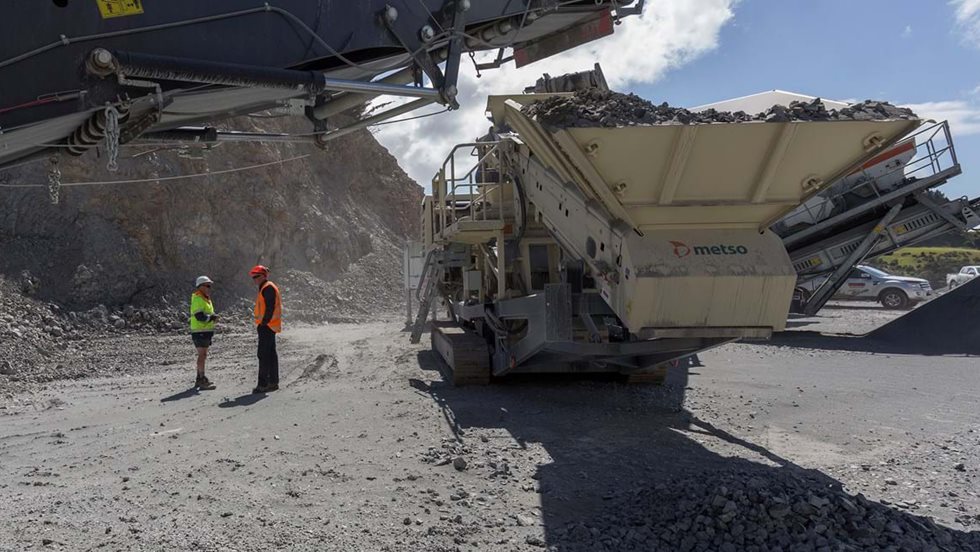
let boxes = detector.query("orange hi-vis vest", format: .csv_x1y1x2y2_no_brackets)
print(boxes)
253,281,282,333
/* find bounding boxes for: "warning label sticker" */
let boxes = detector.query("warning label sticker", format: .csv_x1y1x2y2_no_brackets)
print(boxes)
97,0,144,19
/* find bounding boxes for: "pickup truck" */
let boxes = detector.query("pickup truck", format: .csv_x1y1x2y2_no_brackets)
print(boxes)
947,266,980,288
798,265,932,309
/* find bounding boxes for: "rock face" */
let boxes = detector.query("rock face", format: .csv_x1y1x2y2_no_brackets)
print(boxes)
523,89,917,128
0,117,422,309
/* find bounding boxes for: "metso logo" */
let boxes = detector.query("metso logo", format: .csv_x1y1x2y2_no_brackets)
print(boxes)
670,241,749,258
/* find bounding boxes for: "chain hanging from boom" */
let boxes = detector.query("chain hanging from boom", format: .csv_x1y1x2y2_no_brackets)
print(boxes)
47,156,61,205
104,105,121,172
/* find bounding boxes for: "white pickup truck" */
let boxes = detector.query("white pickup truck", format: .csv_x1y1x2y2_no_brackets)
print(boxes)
798,265,932,309
947,266,980,288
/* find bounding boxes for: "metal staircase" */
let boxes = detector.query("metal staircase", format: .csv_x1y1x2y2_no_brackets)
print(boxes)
410,249,441,344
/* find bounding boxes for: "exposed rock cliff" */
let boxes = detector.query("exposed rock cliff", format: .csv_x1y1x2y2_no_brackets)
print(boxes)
0,118,422,312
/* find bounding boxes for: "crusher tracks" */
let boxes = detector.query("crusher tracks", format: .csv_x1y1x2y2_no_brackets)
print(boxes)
626,355,702,384
625,364,669,385
431,322,491,386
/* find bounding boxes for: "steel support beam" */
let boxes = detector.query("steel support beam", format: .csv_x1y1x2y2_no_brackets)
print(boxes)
97,49,442,101
311,68,415,120
803,202,903,315
314,98,435,144
139,98,435,147
783,165,961,248
913,191,973,231
496,233,507,299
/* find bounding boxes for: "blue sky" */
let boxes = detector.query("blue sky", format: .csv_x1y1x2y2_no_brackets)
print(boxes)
378,0,980,201
636,0,980,200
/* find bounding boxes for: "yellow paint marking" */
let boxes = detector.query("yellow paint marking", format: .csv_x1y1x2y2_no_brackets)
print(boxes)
97,0,143,19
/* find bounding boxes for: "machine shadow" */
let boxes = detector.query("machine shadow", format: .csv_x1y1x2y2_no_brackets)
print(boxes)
776,279,980,356
412,350,977,549
765,331,979,356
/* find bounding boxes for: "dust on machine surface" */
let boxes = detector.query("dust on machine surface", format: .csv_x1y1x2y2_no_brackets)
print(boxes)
0,0,642,171
410,67,924,384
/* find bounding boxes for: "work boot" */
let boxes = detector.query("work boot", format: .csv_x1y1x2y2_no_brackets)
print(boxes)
196,376,216,390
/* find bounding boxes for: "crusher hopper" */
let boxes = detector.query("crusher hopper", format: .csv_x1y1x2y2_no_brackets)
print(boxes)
412,90,920,383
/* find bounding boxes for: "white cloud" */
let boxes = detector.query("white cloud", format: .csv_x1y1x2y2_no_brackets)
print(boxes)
373,0,736,189
901,24,913,38
903,100,980,135
951,0,980,46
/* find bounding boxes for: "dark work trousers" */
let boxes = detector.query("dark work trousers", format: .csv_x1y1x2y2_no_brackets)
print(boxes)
257,325,279,387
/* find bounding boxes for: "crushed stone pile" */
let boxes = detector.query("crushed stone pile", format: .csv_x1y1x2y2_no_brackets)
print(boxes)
0,274,206,392
867,275,980,354
551,469,980,552
523,89,917,128
279,234,406,324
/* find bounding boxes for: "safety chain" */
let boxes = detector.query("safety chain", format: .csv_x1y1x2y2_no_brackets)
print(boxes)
47,156,61,205
104,105,121,172
468,51,481,78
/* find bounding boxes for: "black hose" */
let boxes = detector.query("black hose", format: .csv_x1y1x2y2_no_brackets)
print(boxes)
512,174,529,242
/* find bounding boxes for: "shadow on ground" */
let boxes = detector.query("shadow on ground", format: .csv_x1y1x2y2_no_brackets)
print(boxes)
766,331,980,356
783,319,821,329
160,387,199,402
413,349,979,550
818,304,901,311
217,393,267,408
775,277,980,355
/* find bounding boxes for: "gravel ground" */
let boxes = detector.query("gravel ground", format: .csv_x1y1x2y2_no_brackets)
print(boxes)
1,306,977,551
785,301,916,335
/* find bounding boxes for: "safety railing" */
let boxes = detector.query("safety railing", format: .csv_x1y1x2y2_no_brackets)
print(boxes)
430,140,504,236
777,120,959,234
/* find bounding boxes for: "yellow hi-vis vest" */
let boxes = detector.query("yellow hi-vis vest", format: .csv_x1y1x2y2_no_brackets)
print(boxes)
189,290,216,332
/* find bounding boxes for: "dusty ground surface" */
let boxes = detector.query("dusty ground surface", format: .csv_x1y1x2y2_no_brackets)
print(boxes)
1,305,978,551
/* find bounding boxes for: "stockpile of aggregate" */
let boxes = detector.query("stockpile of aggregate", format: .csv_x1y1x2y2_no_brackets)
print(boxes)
523,89,917,128
551,469,979,552
867,275,980,354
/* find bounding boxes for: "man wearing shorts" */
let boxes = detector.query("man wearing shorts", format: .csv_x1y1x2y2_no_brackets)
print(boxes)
190,275,219,390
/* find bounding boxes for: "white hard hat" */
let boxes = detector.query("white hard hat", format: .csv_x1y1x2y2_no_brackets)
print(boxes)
195,276,214,287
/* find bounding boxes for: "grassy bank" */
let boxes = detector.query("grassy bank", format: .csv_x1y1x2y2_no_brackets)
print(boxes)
874,247,980,287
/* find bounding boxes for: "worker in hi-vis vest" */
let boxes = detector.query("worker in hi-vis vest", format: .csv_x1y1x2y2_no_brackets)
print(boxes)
249,265,282,394
189,276,219,390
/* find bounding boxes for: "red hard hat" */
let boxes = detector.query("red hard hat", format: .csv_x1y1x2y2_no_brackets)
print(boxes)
249,265,269,277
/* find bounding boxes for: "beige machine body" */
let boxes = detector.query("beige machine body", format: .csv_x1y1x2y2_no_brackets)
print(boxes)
414,89,918,379
493,94,918,337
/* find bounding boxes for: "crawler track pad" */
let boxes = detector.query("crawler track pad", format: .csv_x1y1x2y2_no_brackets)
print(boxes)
431,323,490,386
625,364,669,385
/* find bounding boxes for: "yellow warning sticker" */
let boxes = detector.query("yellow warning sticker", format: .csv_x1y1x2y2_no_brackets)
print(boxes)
97,0,144,19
